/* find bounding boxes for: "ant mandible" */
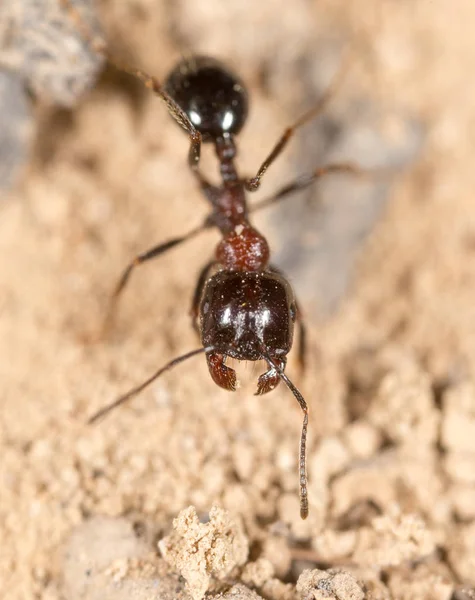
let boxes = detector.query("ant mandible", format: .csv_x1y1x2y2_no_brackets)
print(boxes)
63,0,377,520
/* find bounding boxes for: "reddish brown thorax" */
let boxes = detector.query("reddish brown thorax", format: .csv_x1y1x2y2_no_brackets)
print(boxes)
216,223,270,271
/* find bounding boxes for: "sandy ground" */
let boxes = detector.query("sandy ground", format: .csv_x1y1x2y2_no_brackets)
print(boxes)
1,0,475,598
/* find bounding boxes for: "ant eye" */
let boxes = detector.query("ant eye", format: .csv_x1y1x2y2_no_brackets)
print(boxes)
290,303,297,322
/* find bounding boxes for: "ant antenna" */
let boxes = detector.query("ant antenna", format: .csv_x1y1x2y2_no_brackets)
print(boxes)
88,347,209,424
262,351,309,520
102,220,211,335
60,0,203,170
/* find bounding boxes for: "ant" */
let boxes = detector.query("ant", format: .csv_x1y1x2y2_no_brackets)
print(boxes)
62,0,381,520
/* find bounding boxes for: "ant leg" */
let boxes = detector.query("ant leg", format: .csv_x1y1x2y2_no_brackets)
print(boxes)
245,58,349,192
190,260,217,334
251,162,390,213
103,223,209,334
60,0,203,171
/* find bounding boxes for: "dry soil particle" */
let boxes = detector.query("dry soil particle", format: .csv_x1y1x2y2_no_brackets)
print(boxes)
158,506,249,600
2,0,475,598
62,515,190,600
296,569,365,600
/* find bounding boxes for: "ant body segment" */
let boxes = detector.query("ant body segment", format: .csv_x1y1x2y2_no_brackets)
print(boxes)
63,1,381,520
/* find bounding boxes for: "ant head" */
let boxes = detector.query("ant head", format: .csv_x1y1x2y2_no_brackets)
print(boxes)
200,270,296,362
164,56,249,141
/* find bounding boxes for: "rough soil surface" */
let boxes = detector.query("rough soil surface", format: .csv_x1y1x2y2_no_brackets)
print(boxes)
1,0,475,599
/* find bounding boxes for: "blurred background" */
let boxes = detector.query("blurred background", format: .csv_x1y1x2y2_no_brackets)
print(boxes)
1,0,475,597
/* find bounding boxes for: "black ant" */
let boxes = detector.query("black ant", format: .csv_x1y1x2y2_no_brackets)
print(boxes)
63,0,381,520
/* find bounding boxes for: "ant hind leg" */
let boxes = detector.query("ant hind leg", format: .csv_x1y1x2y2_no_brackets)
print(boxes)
251,162,391,214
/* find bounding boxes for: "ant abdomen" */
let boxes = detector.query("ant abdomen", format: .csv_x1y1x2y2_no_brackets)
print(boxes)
164,56,249,141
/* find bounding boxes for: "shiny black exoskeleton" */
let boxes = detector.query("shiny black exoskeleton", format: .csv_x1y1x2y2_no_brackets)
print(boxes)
200,271,296,361
164,56,248,141
200,270,297,396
